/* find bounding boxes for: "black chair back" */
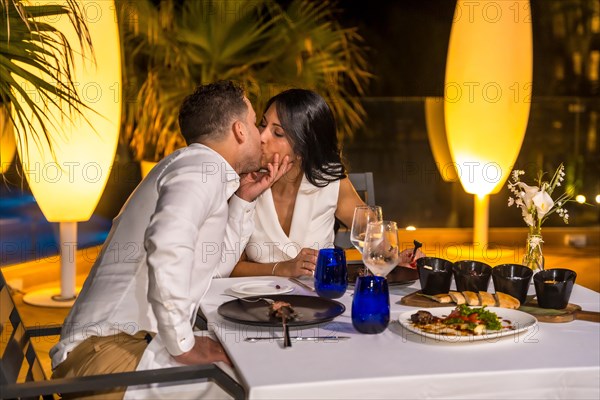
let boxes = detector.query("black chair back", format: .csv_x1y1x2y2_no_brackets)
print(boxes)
0,269,245,399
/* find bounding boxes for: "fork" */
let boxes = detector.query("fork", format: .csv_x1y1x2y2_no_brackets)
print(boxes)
411,240,423,262
222,294,275,304
278,307,293,348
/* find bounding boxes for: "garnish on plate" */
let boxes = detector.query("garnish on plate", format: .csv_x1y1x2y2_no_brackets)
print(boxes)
410,304,512,336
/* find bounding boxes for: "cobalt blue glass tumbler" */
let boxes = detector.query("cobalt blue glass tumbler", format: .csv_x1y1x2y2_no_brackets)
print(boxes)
351,275,390,334
314,248,348,299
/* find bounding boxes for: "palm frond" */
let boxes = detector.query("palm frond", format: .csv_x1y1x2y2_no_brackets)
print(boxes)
1,0,93,155
119,0,372,161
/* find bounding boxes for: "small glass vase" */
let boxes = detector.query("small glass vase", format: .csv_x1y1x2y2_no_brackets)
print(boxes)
523,229,544,273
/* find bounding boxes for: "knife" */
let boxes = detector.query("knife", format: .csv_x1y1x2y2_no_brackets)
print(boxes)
245,336,350,342
289,277,315,292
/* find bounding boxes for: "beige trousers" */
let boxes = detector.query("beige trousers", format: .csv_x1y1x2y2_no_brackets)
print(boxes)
51,331,151,400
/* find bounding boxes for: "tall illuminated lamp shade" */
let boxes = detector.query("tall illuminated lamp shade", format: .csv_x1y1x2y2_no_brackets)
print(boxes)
13,1,121,307
444,0,533,248
1,106,16,174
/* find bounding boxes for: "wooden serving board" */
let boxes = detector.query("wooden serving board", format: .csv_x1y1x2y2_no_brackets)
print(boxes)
519,300,600,323
399,290,600,323
399,291,450,308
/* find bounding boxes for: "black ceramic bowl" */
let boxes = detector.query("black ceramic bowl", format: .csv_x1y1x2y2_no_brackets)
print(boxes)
533,268,577,309
452,260,492,292
416,257,454,295
492,263,533,304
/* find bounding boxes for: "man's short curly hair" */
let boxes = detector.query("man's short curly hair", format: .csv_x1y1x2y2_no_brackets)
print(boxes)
178,81,247,144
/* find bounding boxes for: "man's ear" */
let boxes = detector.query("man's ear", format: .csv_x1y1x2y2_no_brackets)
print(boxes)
232,120,245,144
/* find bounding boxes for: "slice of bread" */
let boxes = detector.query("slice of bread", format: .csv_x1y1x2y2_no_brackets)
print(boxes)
432,294,453,303
462,291,480,306
495,292,521,309
448,291,466,305
478,291,496,307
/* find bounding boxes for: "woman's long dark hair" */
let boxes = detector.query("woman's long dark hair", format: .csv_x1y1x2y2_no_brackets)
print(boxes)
265,89,347,187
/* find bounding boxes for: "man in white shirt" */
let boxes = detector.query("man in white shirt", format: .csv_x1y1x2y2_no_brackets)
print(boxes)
50,81,289,398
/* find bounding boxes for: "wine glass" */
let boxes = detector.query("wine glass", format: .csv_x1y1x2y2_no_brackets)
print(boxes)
350,206,383,255
352,220,399,334
362,220,400,277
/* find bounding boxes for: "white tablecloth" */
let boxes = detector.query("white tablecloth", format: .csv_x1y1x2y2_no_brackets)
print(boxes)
200,277,600,399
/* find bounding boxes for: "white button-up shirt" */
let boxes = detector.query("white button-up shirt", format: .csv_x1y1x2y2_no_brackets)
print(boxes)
50,144,255,368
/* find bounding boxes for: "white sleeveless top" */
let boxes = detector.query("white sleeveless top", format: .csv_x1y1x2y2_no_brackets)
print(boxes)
245,176,340,263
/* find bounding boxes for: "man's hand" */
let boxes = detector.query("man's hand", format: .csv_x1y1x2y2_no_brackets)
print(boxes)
236,154,292,202
172,336,231,366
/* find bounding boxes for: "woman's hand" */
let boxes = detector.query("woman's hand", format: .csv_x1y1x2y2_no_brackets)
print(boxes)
273,248,318,277
398,248,425,269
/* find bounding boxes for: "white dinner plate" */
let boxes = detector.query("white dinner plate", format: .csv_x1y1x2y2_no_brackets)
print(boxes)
398,307,537,343
230,280,294,296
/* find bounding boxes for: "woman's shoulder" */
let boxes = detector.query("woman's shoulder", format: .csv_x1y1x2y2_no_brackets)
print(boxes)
337,176,356,194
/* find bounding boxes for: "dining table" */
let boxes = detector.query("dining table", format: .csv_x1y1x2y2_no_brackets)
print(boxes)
200,274,600,399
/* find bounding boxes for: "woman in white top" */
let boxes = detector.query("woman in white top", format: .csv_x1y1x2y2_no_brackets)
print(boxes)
231,89,417,278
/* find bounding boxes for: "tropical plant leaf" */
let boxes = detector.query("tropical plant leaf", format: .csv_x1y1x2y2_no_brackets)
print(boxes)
1,0,93,156
118,0,372,161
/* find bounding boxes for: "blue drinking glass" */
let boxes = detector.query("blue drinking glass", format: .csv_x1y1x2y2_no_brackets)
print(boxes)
351,275,390,334
314,248,348,299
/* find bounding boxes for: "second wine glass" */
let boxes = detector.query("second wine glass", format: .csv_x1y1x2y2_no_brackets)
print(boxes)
350,206,383,255
350,205,383,278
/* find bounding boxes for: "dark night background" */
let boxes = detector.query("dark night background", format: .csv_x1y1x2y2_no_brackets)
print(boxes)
328,0,599,229
336,0,599,97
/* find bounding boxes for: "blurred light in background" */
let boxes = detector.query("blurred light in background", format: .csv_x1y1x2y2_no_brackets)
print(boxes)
576,195,586,204
0,106,15,174
444,0,533,247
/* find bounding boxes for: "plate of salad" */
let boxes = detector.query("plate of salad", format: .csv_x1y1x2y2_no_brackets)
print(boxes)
399,304,537,342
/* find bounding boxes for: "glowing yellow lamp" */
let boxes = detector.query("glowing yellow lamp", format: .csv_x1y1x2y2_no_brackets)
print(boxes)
444,0,532,246
13,1,121,306
424,98,459,182
1,106,16,174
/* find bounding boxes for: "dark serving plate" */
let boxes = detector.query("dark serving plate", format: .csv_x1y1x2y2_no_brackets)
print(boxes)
217,294,346,327
347,261,418,286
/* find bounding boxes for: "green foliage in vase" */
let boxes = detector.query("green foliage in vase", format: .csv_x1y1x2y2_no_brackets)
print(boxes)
0,0,92,153
117,0,372,162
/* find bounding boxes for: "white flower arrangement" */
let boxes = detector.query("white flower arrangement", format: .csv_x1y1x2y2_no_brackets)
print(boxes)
508,164,575,272
507,163,573,230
